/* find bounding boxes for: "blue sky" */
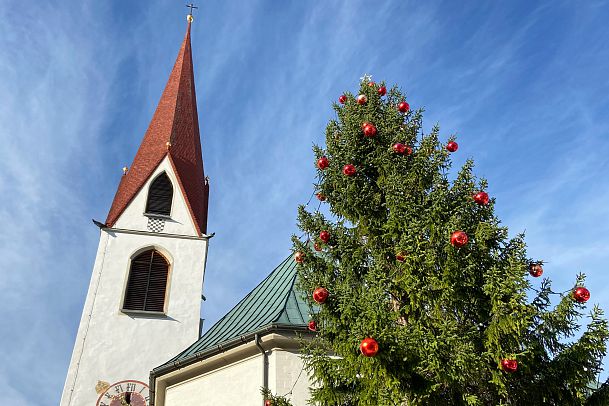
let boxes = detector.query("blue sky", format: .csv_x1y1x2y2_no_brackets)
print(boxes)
1,1,609,404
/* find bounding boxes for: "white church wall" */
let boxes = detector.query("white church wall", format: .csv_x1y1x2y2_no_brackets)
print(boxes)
164,354,262,405
62,231,112,406
61,228,208,406
270,350,311,406
157,335,313,406
114,156,200,237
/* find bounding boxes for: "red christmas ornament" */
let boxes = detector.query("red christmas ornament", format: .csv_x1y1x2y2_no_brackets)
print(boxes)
308,320,317,331
473,191,489,205
313,287,329,304
356,94,368,105
338,94,347,104
265,400,272,406
314,243,322,252
392,143,407,154
378,86,387,96
406,145,413,155
343,164,356,176
316,192,326,201
529,263,543,277
396,253,406,262
362,122,377,137
368,81,376,87
294,251,305,263
501,359,518,373
446,141,459,152
573,287,591,303
320,230,330,243
450,231,468,248
398,101,410,113
317,156,329,170
359,337,379,357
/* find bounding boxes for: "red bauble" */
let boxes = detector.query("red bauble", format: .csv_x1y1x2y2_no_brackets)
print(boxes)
362,122,377,137
320,230,330,243
529,263,543,277
406,145,413,155
392,143,407,154
501,359,518,373
343,164,356,176
360,337,379,357
367,81,376,87
317,156,329,170
573,287,591,303
314,243,322,252
338,94,347,104
308,320,317,331
450,231,468,248
313,287,329,304
378,86,387,96
356,94,368,105
398,101,410,113
446,141,459,152
265,400,272,406
473,191,489,205
294,251,305,263
396,253,406,262
316,192,326,201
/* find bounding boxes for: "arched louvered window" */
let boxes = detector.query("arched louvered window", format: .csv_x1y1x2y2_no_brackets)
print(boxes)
123,249,169,313
145,172,173,216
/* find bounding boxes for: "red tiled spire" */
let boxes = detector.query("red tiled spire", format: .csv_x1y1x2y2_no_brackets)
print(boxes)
105,21,209,235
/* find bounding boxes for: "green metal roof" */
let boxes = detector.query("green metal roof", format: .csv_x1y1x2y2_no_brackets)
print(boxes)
160,254,311,367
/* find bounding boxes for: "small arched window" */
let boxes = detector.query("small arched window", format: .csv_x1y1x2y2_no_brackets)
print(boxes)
123,249,169,312
145,172,173,216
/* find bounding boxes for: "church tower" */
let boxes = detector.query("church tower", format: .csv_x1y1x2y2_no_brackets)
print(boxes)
61,15,210,406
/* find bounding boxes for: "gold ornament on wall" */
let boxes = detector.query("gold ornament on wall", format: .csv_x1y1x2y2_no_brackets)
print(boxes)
95,380,110,394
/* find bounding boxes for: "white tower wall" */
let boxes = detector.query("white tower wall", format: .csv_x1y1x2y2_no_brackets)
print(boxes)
61,158,209,406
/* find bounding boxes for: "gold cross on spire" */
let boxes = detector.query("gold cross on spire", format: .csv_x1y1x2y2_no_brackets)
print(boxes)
186,3,198,22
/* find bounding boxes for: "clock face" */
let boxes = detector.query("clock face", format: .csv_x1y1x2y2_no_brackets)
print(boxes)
96,380,149,406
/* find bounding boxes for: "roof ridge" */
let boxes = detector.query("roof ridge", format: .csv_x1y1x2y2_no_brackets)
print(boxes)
176,255,291,357
273,264,301,322
204,255,291,331
163,253,310,365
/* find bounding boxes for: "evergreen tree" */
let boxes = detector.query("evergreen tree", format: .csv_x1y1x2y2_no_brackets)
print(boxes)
290,79,609,405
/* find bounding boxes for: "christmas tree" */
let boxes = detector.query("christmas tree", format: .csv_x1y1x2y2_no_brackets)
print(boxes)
289,78,609,405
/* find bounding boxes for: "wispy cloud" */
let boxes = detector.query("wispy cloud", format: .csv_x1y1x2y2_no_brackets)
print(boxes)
0,2,135,404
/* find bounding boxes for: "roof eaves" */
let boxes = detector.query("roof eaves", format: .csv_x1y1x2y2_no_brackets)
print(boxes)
151,322,309,376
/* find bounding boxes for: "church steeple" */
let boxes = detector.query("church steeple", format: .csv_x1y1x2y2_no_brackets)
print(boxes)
106,19,209,235
62,16,211,406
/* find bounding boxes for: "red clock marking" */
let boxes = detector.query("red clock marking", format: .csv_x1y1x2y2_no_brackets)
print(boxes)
97,380,149,406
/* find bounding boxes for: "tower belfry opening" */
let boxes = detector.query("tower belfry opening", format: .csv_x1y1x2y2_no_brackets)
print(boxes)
146,173,173,216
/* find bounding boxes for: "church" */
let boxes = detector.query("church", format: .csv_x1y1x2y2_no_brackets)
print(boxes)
61,13,313,406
